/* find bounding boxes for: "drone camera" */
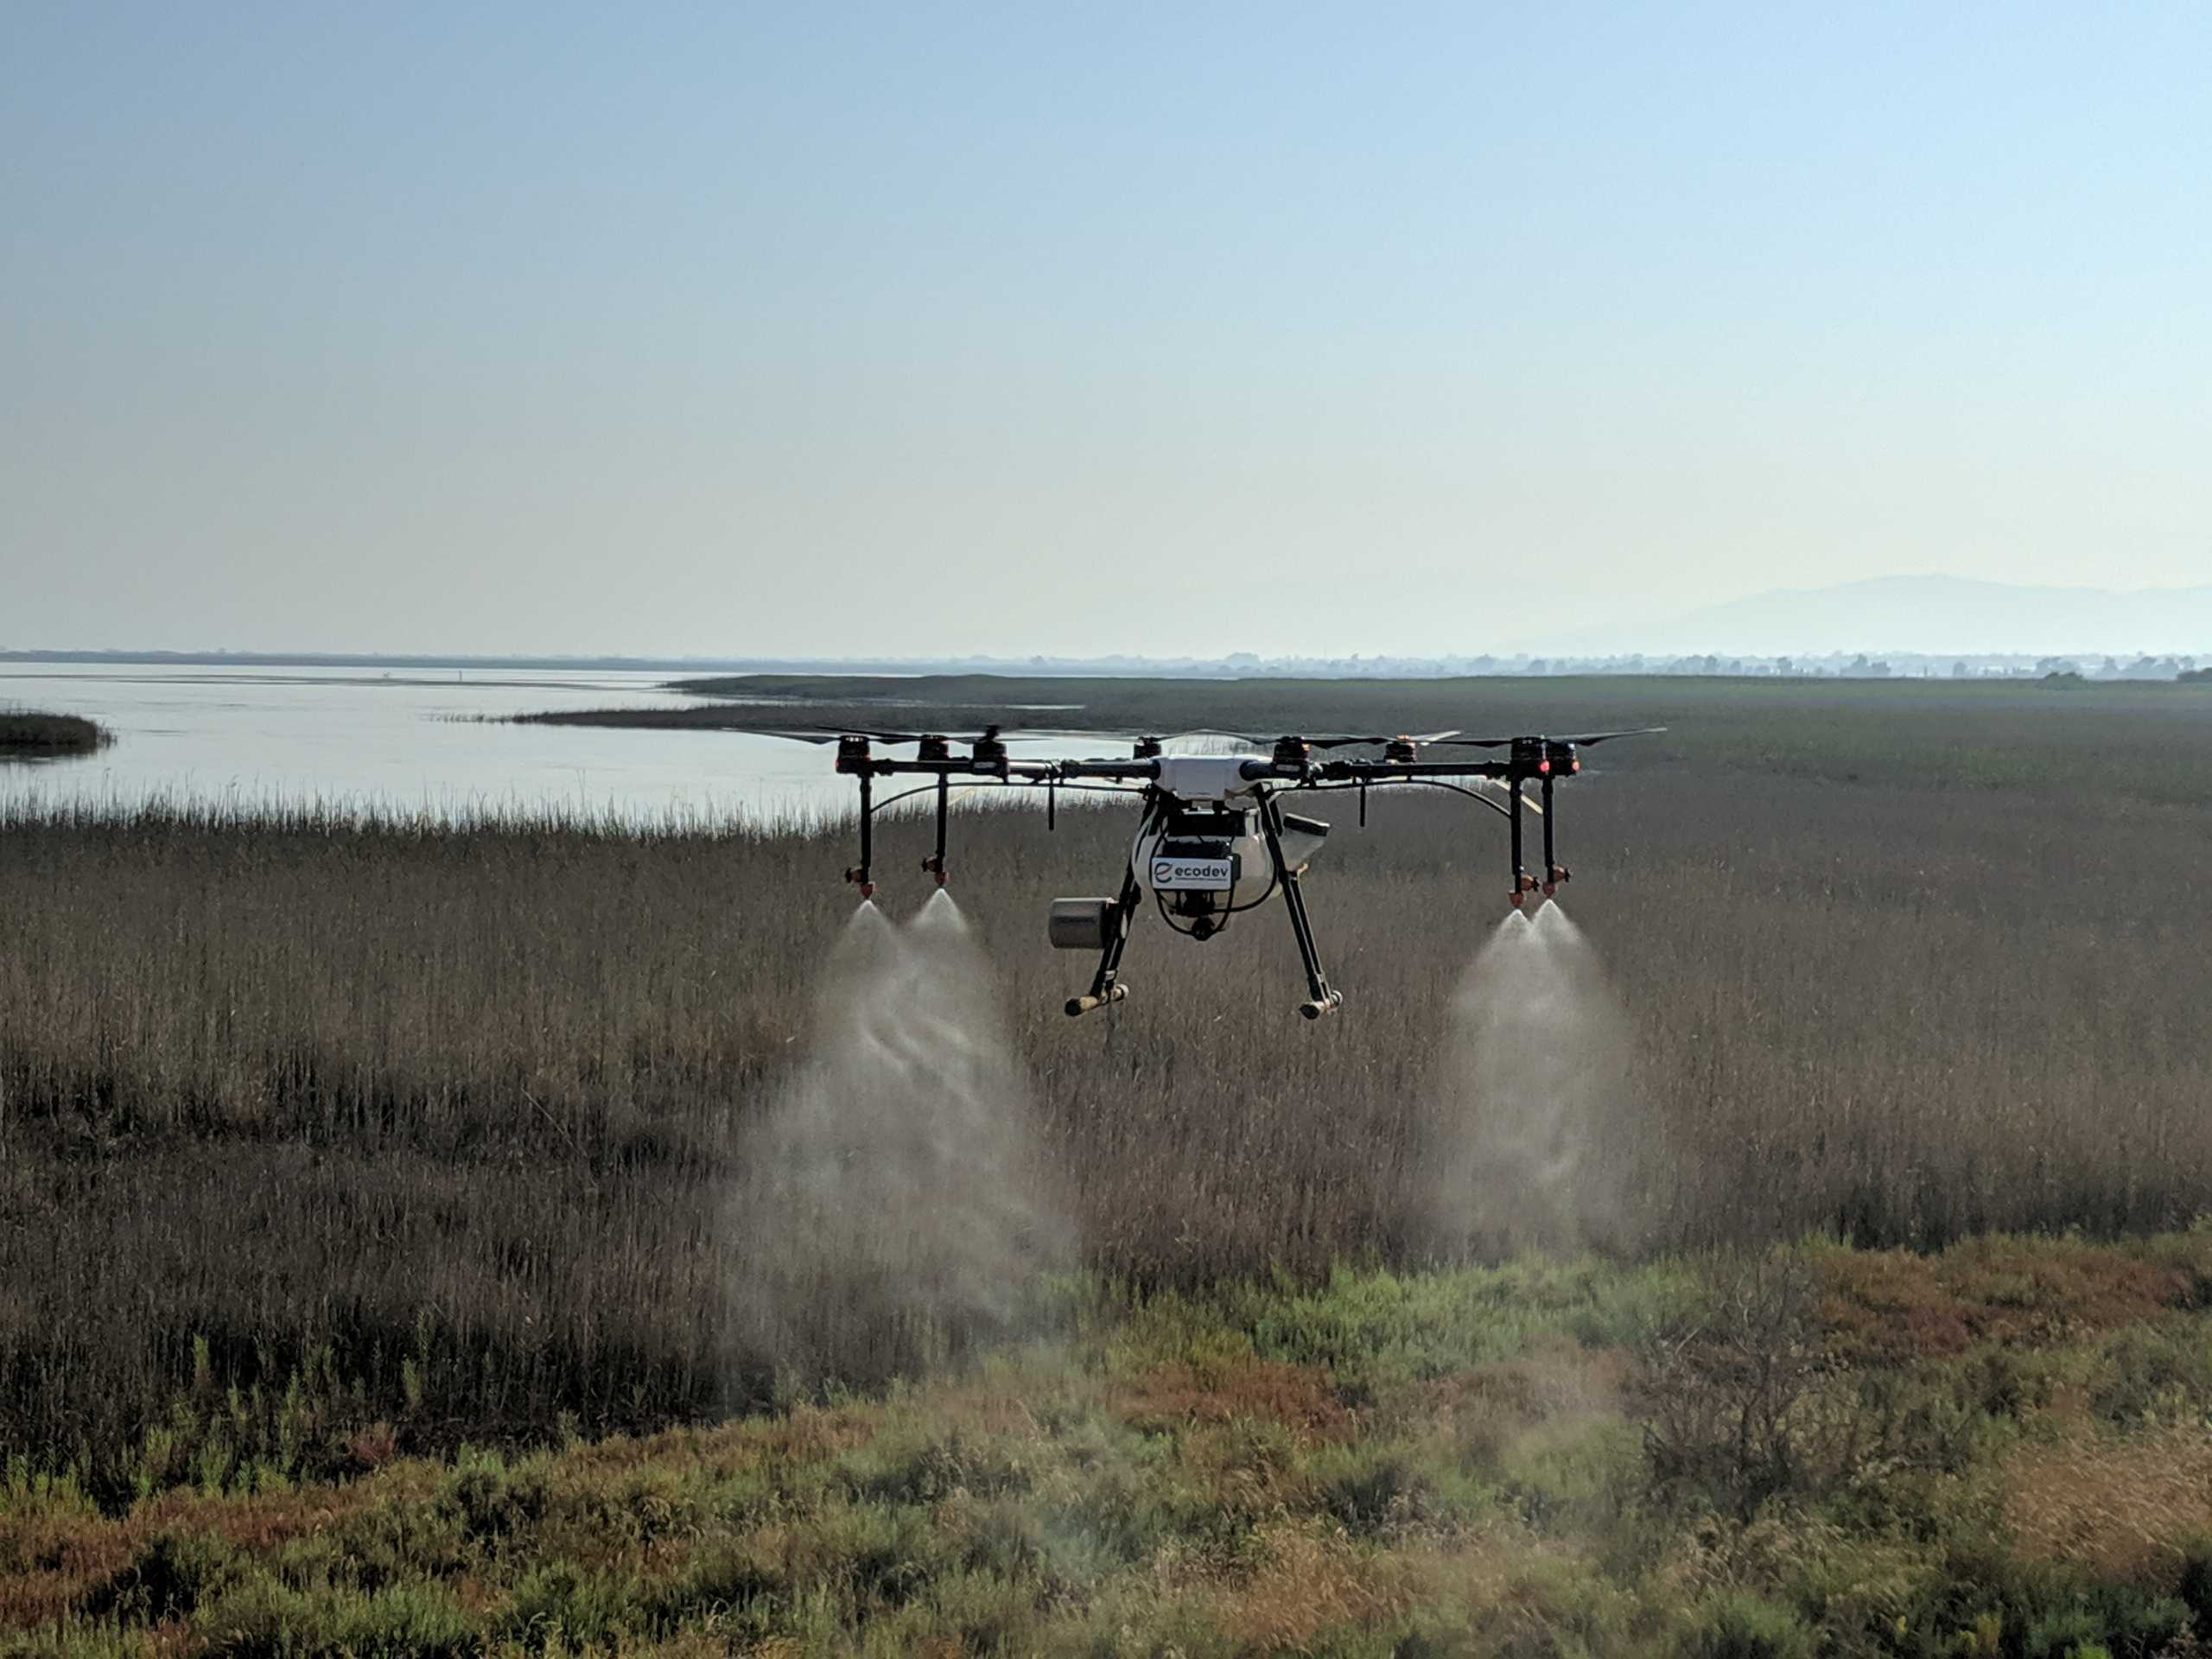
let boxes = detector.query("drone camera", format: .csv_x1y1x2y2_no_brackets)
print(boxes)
1165,891,1230,934
834,736,871,772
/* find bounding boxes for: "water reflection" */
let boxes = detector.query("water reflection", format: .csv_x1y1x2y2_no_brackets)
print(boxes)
0,664,858,823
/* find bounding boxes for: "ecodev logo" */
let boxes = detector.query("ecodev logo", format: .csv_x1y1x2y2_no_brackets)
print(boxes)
1151,855,1235,890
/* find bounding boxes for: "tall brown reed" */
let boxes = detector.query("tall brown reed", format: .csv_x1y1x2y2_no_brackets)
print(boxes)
2,681,2206,1485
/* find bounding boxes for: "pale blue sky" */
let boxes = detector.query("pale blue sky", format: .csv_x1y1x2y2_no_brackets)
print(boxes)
6,3,2208,658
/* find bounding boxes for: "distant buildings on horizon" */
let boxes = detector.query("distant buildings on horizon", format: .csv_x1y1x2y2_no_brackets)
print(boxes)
0,646,2202,681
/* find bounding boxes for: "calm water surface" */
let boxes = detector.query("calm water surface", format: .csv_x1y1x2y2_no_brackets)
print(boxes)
0,664,905,823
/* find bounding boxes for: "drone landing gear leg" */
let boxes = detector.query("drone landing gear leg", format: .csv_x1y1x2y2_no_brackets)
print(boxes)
1260,793,1341,1020
1066,863,1141,1017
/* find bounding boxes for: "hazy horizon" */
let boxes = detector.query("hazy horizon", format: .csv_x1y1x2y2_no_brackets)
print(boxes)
9,3,2209,658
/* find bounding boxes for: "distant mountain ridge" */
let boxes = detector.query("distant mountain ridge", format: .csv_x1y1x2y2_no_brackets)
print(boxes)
1566,575,2212,658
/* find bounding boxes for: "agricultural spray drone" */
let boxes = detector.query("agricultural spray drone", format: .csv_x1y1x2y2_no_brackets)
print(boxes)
771,724,1661,1020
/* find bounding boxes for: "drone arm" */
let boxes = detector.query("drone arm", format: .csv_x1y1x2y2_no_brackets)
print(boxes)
1053,758,1162,784
1317,758,1513,783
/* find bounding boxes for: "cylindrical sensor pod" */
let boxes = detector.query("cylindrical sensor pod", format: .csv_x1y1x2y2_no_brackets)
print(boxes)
1047,898,1117,951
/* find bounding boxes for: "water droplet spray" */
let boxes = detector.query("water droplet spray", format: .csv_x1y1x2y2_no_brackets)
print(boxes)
726,891,1066,1395
1415,899,1634,1258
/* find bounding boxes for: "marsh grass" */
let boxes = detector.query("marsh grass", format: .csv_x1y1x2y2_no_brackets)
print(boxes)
1,679,2209,1491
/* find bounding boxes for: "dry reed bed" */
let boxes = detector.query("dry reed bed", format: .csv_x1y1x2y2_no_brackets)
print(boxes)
1,683,2208,1481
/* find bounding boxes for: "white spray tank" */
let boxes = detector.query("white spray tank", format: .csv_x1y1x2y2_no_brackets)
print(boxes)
1132,760,1327,933
1046,757,1328,950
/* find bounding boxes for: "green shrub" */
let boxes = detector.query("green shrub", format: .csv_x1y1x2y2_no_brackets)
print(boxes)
194,1576,474,1659
444,1455,550,1544
2091,1324,2212,1426
86,1529,246,1624
496,1560,641,1651
837,1424,1034,1506
1310,1442,1437,1537
1678,1592,1819,1659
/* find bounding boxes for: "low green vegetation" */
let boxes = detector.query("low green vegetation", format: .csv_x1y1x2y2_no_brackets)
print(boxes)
12,1237,2212,1656
0,709,108,757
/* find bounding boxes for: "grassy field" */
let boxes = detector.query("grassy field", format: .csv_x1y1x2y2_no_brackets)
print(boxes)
16,1236,2212,1656
0,709,108,758
3,674,2211,1649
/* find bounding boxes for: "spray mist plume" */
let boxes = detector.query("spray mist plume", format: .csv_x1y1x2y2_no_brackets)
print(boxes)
726,891,1066,1395
1418,900,1635,1258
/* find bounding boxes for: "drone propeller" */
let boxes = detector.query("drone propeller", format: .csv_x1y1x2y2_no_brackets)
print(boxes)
1304,730,1460,750
1421,725,1668,749
756,724,1010,747
1170,729,1463,750
1557,726,1668,746
753,728,926,746
1173,728,1272,746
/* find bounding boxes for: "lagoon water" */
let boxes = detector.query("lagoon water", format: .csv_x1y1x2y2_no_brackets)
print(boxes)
0,664,892,823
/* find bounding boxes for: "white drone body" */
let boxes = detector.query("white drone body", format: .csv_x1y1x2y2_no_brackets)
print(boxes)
1129,759,1328,910
1050,752,1332,998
